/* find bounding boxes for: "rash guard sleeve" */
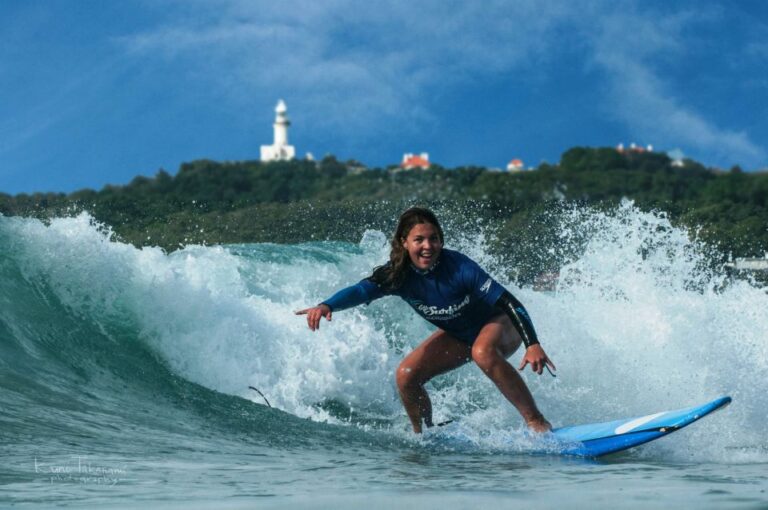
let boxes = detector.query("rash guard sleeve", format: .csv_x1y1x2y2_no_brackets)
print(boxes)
320,279,385,312
495,290,540,348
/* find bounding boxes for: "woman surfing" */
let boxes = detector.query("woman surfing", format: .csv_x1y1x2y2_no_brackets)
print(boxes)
297,207,555,433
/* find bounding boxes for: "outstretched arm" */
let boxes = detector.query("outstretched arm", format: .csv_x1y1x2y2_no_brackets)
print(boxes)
495,291,556,376
295,279,383,331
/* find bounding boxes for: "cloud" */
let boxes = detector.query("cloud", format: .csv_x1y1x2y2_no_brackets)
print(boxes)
745,41,768,61
119,0,574,134
584,5,766,166
0,58,117,157
119,0,765,166
602,58,763,164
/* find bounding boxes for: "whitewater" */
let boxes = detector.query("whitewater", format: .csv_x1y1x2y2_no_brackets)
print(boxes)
1,203,766,509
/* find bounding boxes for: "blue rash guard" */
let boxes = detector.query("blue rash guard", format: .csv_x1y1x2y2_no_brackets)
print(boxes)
321,249,507,344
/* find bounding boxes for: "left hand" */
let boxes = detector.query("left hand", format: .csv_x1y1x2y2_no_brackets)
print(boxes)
519,344,556,375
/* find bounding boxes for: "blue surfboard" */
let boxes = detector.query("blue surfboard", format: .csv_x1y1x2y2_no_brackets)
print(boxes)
549,396,732,457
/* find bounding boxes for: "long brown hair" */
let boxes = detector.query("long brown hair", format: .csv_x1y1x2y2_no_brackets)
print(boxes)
372,207,444,290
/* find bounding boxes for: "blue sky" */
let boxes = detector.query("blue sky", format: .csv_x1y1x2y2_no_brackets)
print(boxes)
1,0,766,194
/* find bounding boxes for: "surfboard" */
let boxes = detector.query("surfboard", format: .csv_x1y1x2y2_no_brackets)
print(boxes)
549,395,732,457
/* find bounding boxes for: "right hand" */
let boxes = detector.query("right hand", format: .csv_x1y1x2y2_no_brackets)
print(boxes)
295,304,332,331
518,344,556,376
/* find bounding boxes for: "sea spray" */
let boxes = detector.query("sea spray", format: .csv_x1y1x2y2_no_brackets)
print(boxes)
1,205,765,463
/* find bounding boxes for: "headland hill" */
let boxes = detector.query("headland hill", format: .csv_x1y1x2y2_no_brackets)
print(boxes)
1,146,766,284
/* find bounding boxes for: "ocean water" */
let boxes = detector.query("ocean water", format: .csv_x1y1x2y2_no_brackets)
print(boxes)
1,204,767,509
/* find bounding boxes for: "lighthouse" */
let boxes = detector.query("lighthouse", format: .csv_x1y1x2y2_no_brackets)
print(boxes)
260,99,296,162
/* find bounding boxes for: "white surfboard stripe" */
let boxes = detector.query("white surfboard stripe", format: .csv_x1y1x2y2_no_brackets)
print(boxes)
615,412,667,434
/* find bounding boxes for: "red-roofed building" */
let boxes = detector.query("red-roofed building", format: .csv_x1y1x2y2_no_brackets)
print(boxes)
507,159,524,171
401,152,431,170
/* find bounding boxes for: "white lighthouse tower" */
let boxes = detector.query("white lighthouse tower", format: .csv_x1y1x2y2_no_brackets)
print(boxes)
260,99,296,162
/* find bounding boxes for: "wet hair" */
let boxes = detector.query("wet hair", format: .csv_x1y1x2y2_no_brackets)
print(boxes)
371,207,444,291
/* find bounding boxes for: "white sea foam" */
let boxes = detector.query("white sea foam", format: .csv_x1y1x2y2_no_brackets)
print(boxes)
3,205,766,462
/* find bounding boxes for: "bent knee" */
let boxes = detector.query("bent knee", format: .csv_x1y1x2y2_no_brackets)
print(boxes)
471,344,500,372
396,364,424,390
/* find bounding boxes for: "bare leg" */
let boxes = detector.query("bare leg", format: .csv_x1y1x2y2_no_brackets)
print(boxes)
396,330,471,433
471,314,551,432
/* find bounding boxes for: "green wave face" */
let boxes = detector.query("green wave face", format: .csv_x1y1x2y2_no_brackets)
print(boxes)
1,208,766,463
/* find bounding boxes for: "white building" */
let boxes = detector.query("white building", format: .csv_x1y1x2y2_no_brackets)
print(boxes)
617,142,653,154
667,148,686,167
724,256,768,271
260,99,296,162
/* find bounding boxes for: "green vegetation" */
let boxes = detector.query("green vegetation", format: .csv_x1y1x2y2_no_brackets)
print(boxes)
1,148,766,282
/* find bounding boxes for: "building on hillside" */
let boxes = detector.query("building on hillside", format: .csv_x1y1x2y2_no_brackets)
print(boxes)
507,159,525,171
667,148,686,167
617,142,653,154
401,152,431,170
724,256,768,271
260,99,296,162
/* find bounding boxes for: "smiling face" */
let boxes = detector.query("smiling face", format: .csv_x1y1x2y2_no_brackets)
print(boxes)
402,222,443,270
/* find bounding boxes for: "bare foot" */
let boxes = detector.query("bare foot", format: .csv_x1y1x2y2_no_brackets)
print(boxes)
526,416,552,433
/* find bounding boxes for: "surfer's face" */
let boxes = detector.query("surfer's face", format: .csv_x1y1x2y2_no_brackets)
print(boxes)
402,222,443,270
